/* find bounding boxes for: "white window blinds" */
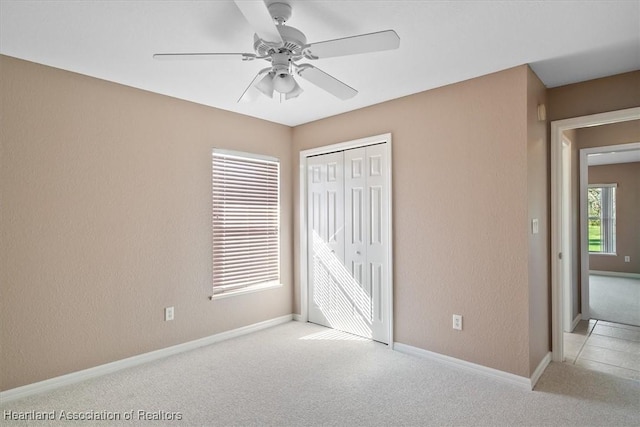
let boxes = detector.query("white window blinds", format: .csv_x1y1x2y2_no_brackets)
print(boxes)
212,150,280,296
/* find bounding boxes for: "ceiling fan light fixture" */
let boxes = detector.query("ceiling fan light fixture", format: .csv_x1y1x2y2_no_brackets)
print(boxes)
285,80,304,100
273,73,296,94
256,73,275,97
154,2,400,104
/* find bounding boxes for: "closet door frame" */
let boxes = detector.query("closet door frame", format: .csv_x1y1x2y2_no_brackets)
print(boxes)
299,133,393,348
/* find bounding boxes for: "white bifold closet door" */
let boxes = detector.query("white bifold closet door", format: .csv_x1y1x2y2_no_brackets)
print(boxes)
307,143,389,343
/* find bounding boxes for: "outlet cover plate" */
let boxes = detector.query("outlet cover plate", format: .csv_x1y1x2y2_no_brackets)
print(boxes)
453,314,462,331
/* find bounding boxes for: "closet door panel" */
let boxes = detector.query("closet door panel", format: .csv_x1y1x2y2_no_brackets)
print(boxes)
345,148,372,330
365,144,388,342
307,142,389,343
307,152,344,328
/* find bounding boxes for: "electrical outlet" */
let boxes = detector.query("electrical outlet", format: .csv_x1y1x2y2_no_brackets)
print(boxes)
165,306,174,321
624,256,630,263
453,314,463,331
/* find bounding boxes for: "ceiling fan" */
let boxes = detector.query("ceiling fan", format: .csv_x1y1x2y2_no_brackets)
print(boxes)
153,1,400,102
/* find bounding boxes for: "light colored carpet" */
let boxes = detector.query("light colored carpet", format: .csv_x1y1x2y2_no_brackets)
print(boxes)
2,321,639,426
590,275,640,326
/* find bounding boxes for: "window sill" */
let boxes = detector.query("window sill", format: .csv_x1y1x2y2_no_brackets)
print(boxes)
209,282,283,301
588,252,617,256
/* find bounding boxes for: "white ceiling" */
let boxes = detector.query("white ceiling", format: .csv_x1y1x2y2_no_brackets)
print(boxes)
1,0,639,127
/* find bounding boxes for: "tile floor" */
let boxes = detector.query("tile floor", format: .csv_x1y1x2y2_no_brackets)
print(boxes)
564,319,640,381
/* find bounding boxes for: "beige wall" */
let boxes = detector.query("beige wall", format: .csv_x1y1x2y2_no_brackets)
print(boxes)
17,55,636,390
547,71,640,122
577,120,640,150
588,162,640,274
526,67,549,374
0,56,293,391
548,74,640,318
293,66,537,377
579,121,640,275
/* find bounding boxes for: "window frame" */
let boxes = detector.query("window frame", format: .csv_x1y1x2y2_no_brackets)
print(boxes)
587,183,617,256
210,148,282,300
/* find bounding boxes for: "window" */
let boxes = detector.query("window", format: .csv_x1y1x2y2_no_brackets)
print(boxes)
587,184,616,254
211,149,280,297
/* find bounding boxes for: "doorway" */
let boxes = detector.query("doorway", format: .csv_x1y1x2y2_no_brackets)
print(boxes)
550,107,640,363
299,134,393,345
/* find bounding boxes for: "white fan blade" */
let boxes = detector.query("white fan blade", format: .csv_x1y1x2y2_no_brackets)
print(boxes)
234,0,283,46
238,68,272,103
304,30,400,59
296,65,357,100
153,53,255,61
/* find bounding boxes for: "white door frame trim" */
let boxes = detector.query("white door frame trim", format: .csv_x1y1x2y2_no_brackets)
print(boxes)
550,107,640,363
298,133,394,347
560,136,573,333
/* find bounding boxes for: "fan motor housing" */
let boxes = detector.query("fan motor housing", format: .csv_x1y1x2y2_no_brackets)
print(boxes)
253,25,307,58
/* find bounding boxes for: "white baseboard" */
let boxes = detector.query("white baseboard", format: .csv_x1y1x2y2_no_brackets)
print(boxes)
590,270,640,279
0,314,293,403
292,313,304,322
530,352,551,389
571,313,582,331
394,343,550,390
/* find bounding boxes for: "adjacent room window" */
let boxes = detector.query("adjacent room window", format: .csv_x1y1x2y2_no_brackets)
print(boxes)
211,149,280,297
587,184,616,254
